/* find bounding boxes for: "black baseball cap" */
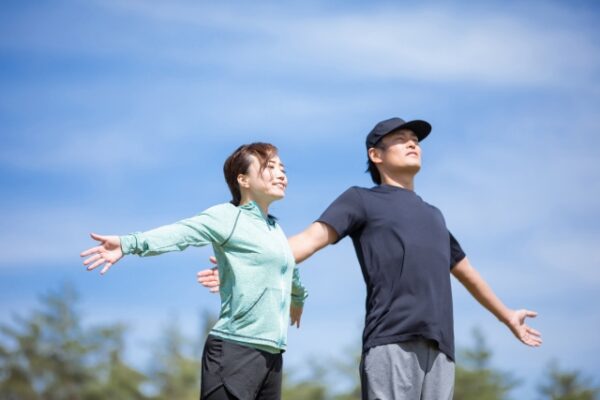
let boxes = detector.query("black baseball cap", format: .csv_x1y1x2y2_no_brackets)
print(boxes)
366,117,432,149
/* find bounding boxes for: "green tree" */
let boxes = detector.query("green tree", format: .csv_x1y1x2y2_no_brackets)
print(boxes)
454,328,519,400
330,345,361,400
85,325,148,400
282,344,361,400
282,361,328,400
538,361,599,400
0,285,98,399
147,318,201,400
0,284,148,400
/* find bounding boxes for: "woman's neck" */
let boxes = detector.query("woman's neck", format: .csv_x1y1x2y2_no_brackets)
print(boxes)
239,194,270,217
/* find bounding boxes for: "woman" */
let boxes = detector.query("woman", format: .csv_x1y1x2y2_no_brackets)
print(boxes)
80,143,308,400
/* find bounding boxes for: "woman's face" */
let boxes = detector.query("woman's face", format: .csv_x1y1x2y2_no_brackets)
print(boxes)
242,154,287,203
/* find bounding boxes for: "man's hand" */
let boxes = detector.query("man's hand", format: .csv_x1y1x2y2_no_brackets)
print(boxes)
80,233,123,275
506,309,542,347
197,256,220,293
290,305,303,328
452,258,543,348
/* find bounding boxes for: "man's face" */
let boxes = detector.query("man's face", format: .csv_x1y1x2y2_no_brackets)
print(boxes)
375,129,421,173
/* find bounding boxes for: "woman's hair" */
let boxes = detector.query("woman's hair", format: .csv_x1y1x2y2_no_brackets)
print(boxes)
223,142,278,206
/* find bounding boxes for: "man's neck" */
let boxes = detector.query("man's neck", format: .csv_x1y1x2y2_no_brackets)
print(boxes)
380,174,415,191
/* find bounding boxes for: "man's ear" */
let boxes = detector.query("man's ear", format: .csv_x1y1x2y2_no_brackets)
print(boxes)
368,147,383,164
237,173,250,189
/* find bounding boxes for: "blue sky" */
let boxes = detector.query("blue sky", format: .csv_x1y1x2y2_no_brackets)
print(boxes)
1,0,600,397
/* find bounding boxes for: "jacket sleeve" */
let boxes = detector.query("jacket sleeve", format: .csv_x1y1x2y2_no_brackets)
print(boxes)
290,267,308,307
120,205,233,257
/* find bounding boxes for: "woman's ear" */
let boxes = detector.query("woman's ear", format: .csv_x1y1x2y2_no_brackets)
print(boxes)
237,173,250,189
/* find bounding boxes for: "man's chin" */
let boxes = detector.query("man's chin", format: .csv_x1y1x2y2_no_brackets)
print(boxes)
400,164,421,174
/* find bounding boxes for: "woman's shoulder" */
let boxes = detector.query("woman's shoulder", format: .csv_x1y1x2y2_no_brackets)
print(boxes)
201,202,238,217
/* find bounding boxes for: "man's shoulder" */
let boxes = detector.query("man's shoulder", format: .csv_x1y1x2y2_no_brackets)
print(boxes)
421,199,442,213
417,199,447,222
333,186,374,203
343,185,377,194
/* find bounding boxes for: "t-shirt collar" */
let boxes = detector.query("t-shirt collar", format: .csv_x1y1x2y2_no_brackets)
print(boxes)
374,184,413,193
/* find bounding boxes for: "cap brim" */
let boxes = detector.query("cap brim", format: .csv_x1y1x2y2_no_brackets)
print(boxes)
397,120,431,141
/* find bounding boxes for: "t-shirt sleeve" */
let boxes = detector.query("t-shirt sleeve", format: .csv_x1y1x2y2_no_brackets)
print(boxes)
120,204,235,257
316,187,366,244
449,231,466,269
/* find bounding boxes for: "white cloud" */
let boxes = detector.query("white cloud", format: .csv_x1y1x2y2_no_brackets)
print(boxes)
82,1,600,88
5,1,598,88
527,232,600,284
423,109,600,235
0,127,161,173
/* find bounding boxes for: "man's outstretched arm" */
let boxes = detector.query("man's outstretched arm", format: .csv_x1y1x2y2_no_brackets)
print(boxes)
288,221,338,264
451,257,542,347
196,222,338,290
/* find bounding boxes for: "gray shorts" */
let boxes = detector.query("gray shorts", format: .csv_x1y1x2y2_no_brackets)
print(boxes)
360,339,455,400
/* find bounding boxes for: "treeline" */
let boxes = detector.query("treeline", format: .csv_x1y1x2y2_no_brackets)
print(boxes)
0,284,597,400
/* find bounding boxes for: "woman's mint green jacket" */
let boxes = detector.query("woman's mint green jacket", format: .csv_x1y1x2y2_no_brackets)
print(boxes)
120,201,308,354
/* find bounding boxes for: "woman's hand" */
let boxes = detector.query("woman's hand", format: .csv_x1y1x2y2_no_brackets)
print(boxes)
80,233,123,275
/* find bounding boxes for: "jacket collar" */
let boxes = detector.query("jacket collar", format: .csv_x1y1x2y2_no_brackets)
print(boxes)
239,201,277,226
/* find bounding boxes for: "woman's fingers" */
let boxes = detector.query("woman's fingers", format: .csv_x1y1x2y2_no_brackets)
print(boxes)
80,246,102,257
82,254,101,265
90,232,107,242
100,262,113,275
87,258,105,271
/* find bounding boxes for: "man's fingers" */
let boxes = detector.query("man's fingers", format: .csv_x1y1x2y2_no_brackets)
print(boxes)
525,336,542,347
197,275,218,284
527,327,542,338
209,256,217,265
524,309,538,318
197,269,215,278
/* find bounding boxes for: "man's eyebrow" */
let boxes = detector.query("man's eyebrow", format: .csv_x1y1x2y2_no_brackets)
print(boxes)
393,133,418,141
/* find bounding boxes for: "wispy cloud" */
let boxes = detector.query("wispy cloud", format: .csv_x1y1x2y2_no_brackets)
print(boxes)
4,1,598,88
80,1,600,87
1,3,599,397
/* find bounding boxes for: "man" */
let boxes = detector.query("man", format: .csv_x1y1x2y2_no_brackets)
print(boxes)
199,117,542,399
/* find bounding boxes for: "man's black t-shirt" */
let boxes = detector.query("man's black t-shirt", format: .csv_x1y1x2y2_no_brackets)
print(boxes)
317,185,466,360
